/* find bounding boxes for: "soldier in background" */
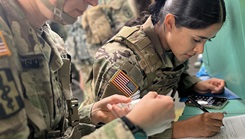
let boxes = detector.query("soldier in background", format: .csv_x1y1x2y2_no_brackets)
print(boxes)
65,0,153,107
0,0,176,138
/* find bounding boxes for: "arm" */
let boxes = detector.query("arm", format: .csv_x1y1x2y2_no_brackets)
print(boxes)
193,78,225,94
173,112,224,138
92,42,143,100
81,118,135,139
177,62,202,97
81,92,175,139
178,61,225,96
0,19,29,138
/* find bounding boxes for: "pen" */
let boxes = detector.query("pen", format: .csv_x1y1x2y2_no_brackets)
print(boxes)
188,96,209,113
170,88,177,101
130,90,140,100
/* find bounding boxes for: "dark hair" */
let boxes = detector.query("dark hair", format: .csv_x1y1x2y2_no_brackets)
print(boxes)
149,0,226,29
135,0,152,14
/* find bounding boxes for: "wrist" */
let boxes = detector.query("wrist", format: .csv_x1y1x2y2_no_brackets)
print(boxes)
121,116,147,139
172,121,188,138
90,103,100,124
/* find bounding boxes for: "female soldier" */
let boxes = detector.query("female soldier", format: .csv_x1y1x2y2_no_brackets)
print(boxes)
90,0,226,138
0,0,175,138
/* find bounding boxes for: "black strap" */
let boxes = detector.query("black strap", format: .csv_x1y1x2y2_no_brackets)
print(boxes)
121,116,146,136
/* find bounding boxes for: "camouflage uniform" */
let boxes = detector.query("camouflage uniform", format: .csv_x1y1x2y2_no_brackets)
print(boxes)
89,17,202,138
0,1,136,138
65,0,140,107
49,21,68,41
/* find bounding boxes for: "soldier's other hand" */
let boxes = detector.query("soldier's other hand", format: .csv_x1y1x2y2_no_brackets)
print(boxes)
125,91,175,136
90,94,131,124
193,78,225,94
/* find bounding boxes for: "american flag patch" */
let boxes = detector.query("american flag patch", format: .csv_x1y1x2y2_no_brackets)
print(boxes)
0,31,11,56
110,70,139,97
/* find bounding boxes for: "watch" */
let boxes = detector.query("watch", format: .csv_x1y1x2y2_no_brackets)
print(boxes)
121,116,147,139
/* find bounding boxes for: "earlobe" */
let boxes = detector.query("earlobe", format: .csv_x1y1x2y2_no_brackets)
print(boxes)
164,14,176,31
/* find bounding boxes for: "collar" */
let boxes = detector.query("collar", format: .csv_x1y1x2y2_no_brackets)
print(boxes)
142,16,175,69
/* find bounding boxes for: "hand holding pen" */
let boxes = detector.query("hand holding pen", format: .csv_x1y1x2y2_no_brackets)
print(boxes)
178,96,226,137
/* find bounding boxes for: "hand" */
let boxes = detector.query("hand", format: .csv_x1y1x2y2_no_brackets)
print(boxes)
91,94,131,124
125,91,175,136
173,112,224,138
106,99,138,118
193,78,225,94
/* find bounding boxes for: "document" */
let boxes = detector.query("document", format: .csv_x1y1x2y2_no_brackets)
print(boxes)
180,114,245,139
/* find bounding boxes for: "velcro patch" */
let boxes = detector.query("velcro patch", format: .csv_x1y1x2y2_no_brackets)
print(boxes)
0,69,24,119
110,70,138,97
20,55,43,70
0,31,11,56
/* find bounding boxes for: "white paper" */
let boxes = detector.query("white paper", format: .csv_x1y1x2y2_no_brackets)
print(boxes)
180,114,245,139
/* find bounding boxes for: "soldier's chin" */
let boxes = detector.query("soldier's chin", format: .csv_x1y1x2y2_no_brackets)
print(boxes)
55,17,77,25
177,56,188,63
183,54,192,60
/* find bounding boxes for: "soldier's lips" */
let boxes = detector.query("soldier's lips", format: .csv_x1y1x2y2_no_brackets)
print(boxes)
185,54,194,59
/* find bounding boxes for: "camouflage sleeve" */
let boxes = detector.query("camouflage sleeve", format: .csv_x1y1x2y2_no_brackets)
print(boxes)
81,118,134,139
78,104,134,139
91,41,144,100
79,103,94,124
177,62,202,97
0,17,29,138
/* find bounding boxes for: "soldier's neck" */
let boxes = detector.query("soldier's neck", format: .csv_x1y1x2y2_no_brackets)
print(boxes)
17,0,49,29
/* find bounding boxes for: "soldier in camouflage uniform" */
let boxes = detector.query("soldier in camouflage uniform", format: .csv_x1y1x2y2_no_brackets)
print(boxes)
0,0,177,138
89,0,228,138
65,0,153,108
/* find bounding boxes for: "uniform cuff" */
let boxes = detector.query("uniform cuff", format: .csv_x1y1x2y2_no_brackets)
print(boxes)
78,103,94,124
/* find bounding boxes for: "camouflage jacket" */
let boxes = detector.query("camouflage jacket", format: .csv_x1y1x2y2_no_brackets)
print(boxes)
89,17,201,138
0,1,135,139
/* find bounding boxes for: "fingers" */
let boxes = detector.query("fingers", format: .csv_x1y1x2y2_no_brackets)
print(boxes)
210,112,224,120
142,91,158,99
209,78,225,93
107,104,120,118
195,78,225,94
107,103,131,118
109,94,132,104
202,113,224,132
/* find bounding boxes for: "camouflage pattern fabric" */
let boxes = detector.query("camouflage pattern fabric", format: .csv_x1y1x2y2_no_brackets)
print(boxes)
0,1,136,138
49,21,68,41
89,17,201,139
82,118,134,139
82,0,139,45
65,0,140,108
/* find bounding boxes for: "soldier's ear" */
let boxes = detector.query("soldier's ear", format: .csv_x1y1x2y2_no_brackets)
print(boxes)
164,14,176,32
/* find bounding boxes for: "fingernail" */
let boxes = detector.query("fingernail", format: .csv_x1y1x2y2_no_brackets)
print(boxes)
107,104,112,109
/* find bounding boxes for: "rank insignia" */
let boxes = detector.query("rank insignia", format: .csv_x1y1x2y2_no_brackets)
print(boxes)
0,31,11,56
0,69,24,119
110,70,139,97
